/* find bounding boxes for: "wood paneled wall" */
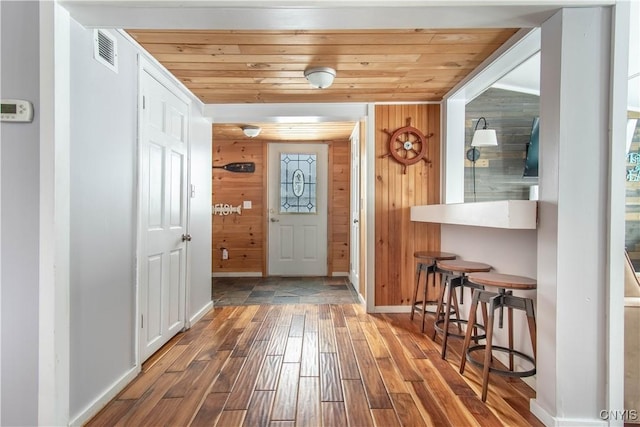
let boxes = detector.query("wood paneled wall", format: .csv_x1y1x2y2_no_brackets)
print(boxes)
212,139,265,273
212,136,350,275
464,88,540,202
375,104,441,306
328,141,351,274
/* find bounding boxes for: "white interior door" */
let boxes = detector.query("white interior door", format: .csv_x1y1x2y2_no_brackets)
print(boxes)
139,67,188,361
268,143,328,276
350,130,360,289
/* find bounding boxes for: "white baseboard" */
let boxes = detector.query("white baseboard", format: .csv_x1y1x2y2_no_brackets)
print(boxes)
189,301,213,326
212,272,262,277
332,271,349,277
372,305,412,313
529,399,607,427
69,365,139,427
530,399,555,427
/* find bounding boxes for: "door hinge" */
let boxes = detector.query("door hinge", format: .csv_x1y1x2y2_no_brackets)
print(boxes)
141,314,144,328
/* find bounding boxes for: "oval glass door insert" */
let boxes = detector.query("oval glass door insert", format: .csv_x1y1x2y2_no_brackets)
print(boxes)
292,169,305,197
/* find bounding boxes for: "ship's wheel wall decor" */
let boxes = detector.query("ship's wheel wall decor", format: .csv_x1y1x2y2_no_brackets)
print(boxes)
380,117,434,174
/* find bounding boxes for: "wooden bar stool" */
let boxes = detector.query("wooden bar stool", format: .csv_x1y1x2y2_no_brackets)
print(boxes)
434,259,491,359
410,251,457,332
459,272,537,402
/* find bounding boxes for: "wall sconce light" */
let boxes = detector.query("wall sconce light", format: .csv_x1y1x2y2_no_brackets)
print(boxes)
304,67,336,89
466,117,498,201
242,125,261,138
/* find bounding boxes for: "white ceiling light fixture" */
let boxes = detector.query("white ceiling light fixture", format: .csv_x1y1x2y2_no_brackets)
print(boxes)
242,125,261,138
304,66,336,89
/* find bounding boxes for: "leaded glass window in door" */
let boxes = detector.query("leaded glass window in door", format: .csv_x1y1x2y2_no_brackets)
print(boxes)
280,153,317,213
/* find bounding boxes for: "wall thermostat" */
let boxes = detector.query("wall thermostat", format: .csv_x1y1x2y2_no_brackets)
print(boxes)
1,99,34,123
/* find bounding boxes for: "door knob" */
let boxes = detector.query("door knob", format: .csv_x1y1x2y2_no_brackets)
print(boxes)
270,218,279,222
182,234,192,242
353,219,359,224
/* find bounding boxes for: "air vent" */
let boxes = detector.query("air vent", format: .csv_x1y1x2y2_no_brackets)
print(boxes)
93,29,118,73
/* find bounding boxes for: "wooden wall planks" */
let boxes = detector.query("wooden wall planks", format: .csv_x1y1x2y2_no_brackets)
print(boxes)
212,136,350,275
213,138,265,274
374,104,441,307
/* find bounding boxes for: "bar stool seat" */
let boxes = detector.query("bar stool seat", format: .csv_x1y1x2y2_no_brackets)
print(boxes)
434,259,492,359
410,251,457,332
459,272,537,402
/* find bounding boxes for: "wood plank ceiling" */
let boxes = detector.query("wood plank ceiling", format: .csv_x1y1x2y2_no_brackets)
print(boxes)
127,29,519,105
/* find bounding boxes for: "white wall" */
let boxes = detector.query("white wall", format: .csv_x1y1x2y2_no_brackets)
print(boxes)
441,225,537,369
0,2,41,425
66,22,213,424
68,22,138,420
188,102,213,323
532,7,612,424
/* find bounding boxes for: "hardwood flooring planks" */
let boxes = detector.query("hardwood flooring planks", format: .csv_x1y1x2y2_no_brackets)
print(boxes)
334,327,361,380
271,363,300,420
371,409,402,427
88,304,542,427
255,355,283,391
243,390,275,427
321,402,348,427
390,392,427,427
225,340,269,410
320,352,343,402
213,355,246,393
296,377,321,427
343,379,375,427
191,393,229,427
300,332,319,377
351,338,393,409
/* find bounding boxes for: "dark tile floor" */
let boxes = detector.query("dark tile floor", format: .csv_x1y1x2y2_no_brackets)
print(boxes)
212,276,361,306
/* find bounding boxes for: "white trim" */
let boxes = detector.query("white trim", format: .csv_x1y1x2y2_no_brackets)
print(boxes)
625,297,640,307
68,366,139,427
59,2,615,32
491,82,540,96
204,102,367,123
189,301,213,326
445,28,540,102
365,104,376,314
212,272,263,277
332,272,349,277
530,398,610,426
39,3,71,425
118,30,204,113
606,2,630,423
530,399,556,427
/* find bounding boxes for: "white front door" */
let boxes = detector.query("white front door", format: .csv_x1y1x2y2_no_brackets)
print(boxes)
268,143,328,276
139,67,189,361
350,130,360,289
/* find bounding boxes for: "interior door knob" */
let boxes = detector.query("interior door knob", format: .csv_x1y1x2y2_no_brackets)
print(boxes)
182,234,192,242
270,218,280,222
353,219,359,224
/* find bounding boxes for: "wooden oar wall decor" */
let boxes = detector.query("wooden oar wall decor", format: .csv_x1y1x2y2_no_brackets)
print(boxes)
212,162,256,173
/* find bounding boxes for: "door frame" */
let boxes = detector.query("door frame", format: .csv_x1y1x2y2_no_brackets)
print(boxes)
135,57,192,366
266,142,329,276
349,124,361,291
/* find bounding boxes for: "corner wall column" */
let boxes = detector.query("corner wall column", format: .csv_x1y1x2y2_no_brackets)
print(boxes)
533,6,625,425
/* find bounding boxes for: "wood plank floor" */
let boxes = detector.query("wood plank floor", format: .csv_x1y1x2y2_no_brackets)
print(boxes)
87,304,543,427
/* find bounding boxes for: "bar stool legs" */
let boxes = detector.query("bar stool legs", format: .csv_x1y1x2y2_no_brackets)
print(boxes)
410,261,435,332
459,288,537,402
410,251,457,333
